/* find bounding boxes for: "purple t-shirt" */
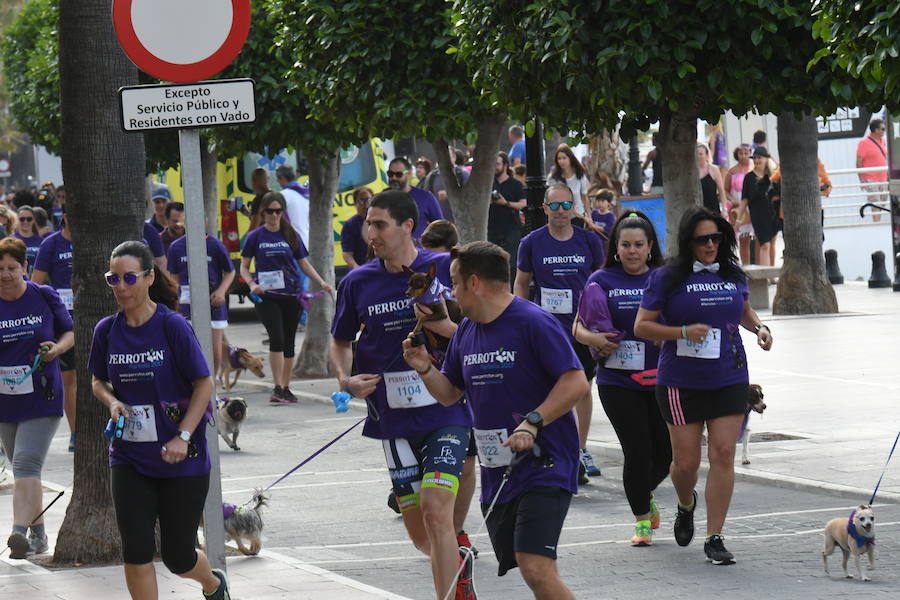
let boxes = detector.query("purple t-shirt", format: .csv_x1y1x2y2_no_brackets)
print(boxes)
591,211,616,236
340,214,369,266
241,226,309,297
517,225,605,336
442,297,581,503
0,282,72,423
88,305,212,478
142,222,165,259
407,187,443,240
640,267,749,389
14,231,43,273
33,232,74,310
167,235,235,321
331,249,472,439
587,265,660,390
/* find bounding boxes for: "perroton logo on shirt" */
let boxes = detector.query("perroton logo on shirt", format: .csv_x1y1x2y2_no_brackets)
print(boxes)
109,348,165,365
0,314,43,329
463,347,518,366
542,255,586,265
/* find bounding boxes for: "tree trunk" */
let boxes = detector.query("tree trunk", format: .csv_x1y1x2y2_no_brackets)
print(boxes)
55,0,146,563
772,113,838,314
294,148,339,378
436,112,507,244
659,110,700,255
586,129,626,195
200,137,218,236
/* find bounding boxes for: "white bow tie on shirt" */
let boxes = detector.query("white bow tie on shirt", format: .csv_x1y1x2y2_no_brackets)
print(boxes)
693,261,720,273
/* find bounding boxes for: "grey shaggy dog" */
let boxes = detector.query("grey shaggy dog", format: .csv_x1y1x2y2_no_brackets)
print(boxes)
224,490,268,556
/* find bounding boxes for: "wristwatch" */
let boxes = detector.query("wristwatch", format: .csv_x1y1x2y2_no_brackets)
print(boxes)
178,430,191,442
524,411,544,431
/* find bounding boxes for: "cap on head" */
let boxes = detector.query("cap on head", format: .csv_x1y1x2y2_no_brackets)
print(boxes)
150,182,172,202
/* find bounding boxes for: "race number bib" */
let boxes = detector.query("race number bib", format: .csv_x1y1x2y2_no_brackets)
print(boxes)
676,328,721,359
0,365,34,395
123,404,159,443
384,370,438,409
540,288,573,314
473,428,514,468
179,285,191,304
604,340,646,371
58,288,74,311
258,270,285,291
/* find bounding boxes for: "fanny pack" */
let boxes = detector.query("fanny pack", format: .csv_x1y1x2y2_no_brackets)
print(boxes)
629,369,657,386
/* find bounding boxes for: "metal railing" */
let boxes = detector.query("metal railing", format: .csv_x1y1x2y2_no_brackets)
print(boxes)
822,166,889,228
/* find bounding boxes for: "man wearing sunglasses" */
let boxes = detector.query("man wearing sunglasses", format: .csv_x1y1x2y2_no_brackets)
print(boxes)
387,157,443,240
514,184,606,484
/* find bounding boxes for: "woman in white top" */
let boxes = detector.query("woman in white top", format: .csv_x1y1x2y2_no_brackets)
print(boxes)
549,144,595,230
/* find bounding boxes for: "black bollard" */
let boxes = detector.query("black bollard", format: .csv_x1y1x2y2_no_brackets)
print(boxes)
824,249,844,284
894,253,900,292
868,250,891,288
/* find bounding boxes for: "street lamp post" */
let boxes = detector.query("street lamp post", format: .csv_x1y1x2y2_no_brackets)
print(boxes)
524,120,547,234
627,136,643,196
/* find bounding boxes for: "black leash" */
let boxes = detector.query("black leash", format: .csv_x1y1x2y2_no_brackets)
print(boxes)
1,489,65,557
869,429,900,505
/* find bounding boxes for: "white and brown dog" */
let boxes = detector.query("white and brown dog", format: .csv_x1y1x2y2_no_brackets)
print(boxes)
823,505,876,581
738,383,766,465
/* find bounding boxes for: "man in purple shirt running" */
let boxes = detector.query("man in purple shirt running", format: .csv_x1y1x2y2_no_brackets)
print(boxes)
386,156,443,240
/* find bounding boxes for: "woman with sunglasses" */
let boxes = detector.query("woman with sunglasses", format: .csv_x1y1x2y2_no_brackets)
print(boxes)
88,241,230,600
0,237,73,559
13,205,44,275
240,192,332,404
573,211,671,547
634,207,772,566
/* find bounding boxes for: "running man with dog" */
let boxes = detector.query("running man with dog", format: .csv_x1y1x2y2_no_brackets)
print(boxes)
0,236,73,559
573,211,672,547
514,183,606,483
240,192,332,404
166,231,235,376
88,240,230,600
330,190,476,600
403,240,587,600
633,207,773,565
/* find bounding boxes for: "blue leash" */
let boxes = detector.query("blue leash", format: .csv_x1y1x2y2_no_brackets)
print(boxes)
0,353,43,387
869,429,900,505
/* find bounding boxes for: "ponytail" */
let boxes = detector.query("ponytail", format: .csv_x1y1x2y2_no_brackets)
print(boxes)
149,265,179,310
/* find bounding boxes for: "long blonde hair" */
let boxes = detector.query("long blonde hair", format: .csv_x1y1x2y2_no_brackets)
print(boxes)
0,205,17,234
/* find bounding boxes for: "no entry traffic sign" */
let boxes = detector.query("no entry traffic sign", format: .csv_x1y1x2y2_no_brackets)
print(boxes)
112,0,251,83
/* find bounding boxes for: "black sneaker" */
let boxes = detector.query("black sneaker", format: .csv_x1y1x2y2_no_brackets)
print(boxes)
203,568,231,599
704,534,735,565
387,490,400,514
674,490,697,547
282,388,298,403
270,386,288,404
578,461,589,485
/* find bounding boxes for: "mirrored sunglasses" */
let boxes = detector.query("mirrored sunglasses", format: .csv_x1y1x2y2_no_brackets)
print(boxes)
105,270,150,286
545,200,573,211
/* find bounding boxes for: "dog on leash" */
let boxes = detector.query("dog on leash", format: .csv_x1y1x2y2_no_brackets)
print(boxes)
223,490,268,556
823,505,876,581
218,336,265,391
738,383,766,465
217,397,247,451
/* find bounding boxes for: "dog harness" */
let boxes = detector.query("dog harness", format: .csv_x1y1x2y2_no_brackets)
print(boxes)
227,345,245,370
847,510,875,548
223,503,238,520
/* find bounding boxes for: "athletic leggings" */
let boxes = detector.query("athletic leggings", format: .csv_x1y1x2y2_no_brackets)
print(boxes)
110,464,209,574
598,385,672,516
254,294,302,358
0,416,60,479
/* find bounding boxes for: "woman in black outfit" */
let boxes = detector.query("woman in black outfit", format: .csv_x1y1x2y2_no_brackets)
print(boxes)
740,147,777,266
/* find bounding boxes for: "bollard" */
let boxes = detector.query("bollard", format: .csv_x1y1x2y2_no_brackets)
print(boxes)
894,253,900,292
824,249,844,285
868,250,891,288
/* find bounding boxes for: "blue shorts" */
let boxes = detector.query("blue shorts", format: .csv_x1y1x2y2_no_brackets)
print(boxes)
382,425,470,513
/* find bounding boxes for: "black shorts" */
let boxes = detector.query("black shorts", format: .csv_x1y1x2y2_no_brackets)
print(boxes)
483,486,572,577
571,339,597,381
382,426,470,513
655,382,749,425
58,347,75,372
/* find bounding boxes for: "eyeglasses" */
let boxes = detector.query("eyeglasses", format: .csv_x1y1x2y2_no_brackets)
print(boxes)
545,200,573,211
19,216,33,222
264,208,283,215
104,270,151,286
692,232,723,245
386,170,409,178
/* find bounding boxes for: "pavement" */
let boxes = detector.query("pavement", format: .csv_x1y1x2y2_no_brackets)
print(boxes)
1,281,899,599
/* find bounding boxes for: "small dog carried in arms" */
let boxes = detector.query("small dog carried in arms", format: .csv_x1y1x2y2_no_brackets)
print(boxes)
823,504,876,581
217,397,247,451
223,490,268,556
403,261,460,350
218,335,265,391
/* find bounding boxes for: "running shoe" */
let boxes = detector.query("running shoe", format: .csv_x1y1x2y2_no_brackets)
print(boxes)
282,388,299,403
387,490,400,514
6,531,29,559
630,520,652,546
455,546,477,600
204,568,231,599
269,386,287,404
578,461,589,485
704,534,735,565
27,532,48,555
673,490,697,547
649,495,660,530
580,449,602,477
457,530,478,559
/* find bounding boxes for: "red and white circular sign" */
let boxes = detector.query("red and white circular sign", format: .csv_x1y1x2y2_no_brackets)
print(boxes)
112,0,251,83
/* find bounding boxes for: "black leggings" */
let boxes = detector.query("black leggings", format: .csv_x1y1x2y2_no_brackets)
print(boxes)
598,384,672,516
255,295,303,358
110,464,209,573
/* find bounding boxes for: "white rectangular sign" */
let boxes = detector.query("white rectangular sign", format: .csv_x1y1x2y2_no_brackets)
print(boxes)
119,78,256,132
